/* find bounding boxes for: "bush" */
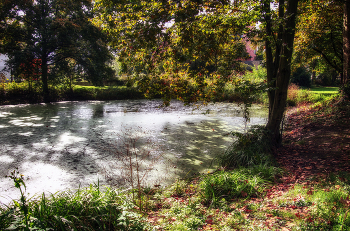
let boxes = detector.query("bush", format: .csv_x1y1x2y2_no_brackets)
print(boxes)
219,125,275,169
291,67,311,88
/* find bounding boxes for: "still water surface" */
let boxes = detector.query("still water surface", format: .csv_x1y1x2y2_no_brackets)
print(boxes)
0,99,267,204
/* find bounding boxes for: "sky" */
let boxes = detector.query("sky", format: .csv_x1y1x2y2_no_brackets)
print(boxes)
0,54,10,79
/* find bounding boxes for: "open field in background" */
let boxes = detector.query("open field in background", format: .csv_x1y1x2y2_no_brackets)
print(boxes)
286,85,340,107
0,81,144,105
310,86,339,94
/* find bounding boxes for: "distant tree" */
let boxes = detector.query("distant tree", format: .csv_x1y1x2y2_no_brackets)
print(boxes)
291,66,311,88
293,0,343,83
0,0,114,102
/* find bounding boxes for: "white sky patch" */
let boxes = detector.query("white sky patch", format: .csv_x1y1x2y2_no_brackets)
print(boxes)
271,2,279,11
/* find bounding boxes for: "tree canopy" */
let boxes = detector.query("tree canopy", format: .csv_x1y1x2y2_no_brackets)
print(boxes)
94,0,257,104
293,0,343,84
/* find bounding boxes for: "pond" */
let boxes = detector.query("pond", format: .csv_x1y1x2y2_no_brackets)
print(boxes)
0,99,267,205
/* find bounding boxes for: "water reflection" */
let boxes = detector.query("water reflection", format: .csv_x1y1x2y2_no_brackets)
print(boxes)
0,99,267,205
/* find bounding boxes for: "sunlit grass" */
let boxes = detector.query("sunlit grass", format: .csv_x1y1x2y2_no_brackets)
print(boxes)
310,86,339,94
73,85,126,90
287,84,340,106
0,81,143,104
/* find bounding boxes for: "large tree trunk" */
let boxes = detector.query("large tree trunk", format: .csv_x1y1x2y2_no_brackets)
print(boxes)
265,0,299,145
343,0,350,85
265,0,285,119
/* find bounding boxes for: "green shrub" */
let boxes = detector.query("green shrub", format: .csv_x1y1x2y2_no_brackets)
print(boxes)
220,125,275,169
244,66,267,83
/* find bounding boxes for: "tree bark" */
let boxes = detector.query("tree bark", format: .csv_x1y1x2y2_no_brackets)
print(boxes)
41,52,49,103
265,0,299,145
40,0,49,103
343,0,350,85
265,0,285,119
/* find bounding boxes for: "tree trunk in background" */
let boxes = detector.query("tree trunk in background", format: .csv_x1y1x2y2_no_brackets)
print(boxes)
343,0,350,85
41,53,49,103
265,0,299,145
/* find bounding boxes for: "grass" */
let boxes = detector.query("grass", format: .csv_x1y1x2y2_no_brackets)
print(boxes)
146,169,350,230
286,84,340,107
199,166,282,207
310,86,339,94
71,85,143,101
0,81,144,105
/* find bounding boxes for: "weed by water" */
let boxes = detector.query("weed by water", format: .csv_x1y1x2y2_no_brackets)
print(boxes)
1,172,147,230
104,127,164,213
220,125,275,168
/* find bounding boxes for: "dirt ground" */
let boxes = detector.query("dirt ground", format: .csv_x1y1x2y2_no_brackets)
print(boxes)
276,99,350,183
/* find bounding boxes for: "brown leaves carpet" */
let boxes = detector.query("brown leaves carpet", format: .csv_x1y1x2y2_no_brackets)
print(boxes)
276,100,350,183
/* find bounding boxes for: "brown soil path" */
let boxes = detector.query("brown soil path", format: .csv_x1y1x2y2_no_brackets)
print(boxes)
276,100,350,183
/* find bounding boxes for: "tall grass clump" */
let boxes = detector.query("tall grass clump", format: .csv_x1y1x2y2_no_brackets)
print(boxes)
287,83,313,106
199,165,281,207
219,125,275,169
1,169,147,230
